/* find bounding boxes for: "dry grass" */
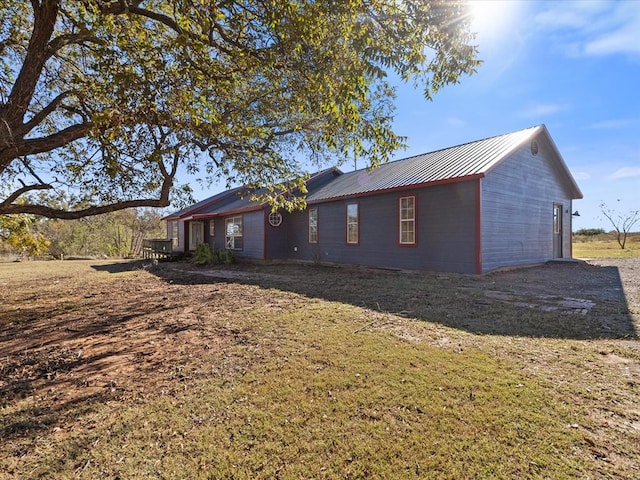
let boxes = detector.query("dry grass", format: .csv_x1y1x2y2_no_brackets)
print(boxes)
1,259,639,479
573,232,640,258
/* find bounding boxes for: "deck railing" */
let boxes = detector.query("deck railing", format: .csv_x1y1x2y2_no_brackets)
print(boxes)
142,239,173,259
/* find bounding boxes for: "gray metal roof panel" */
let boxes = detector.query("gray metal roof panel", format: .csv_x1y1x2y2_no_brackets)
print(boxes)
163,186,244,219
307,126,542,202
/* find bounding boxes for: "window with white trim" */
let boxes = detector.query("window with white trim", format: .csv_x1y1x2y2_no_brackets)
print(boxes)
399,196,416,245
209,220,215,237
346,203,359,245
308,208,318,243
225,216,243,250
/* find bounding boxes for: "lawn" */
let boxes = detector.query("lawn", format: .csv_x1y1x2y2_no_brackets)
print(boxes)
573,232,640,258
1,259,638,479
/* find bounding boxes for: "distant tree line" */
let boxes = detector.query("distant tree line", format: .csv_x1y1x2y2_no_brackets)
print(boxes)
574,228,606,236
1,207,165,259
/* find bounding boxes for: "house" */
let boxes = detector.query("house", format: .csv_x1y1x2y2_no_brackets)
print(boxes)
163,125,583,274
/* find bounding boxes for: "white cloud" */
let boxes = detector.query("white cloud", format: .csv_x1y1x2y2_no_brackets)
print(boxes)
585,13,640,56
608,167,640,180
534,1,611,30
446,117,466,127
574,171,591,181
587,119,637,130
520,103,568,118
533,0,640,58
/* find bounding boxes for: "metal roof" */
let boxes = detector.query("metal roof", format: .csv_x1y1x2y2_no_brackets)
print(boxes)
166,125,582,218
162,186,244,220
308,125,581,202
164,168,342,219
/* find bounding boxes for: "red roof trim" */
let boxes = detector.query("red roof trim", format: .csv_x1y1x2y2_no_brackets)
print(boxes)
182,189,243,217
191,204,265,219
161,188,244,220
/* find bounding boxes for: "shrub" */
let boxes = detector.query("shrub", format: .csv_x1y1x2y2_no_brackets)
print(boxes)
192,244,236,265
192,244,217,265
220,249,236,264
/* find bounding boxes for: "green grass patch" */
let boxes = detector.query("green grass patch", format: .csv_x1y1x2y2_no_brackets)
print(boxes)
573,240,639,258
19,302,587,479
4,259,635,478
573,232,640,258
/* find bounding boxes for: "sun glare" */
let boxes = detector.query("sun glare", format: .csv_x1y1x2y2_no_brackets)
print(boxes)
467,0,520,44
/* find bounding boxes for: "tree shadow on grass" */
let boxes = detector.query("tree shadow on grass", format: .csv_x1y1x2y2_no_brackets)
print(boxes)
0,258,635,466
151,260,637,341
2,274,197,447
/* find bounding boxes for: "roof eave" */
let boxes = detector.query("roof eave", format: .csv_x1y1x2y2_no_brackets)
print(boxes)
481,125,545,177
539,125,584,199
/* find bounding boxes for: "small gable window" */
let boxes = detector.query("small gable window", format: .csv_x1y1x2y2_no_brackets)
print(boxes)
268,211,283,227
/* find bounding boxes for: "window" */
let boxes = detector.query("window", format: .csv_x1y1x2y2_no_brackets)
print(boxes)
346,203,359,245
553,204,561,234
399,196,416,245
171,221,179,248
268,211,282,227
209,220,215,237
225,216,243,250
308,208,318,243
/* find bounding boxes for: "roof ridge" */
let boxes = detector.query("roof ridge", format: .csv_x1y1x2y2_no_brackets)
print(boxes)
388,124,542,165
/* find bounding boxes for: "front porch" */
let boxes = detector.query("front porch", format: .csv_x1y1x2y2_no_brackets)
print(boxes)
142,239,175,260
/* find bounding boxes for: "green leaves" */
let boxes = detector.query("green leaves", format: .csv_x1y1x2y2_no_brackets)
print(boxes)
1,0,479,218
0,209,50,256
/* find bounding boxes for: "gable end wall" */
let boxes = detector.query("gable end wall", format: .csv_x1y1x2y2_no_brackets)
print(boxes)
481,140,573,272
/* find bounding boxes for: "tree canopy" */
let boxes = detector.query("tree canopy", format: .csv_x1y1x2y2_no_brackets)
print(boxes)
0,209,50,256
0,0,479,219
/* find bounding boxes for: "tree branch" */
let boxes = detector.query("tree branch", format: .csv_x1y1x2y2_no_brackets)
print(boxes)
0,122,91,164
4,0,59,126
99,2,183,35
22,91,70,134
48,32,103,55
1,148,176,218
1,196,170,219
126,6,183,34
0,183,52,209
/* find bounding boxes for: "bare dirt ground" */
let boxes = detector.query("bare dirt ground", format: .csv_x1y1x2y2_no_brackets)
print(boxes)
1,257,639,477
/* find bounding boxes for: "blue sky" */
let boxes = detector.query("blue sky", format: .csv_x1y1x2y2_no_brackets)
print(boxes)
188,0,639,231
390,0,640,231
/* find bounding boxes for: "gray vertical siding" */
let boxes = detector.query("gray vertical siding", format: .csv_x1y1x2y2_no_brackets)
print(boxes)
265,212,290,259
177,221,185,252
205,218,220,251
481,137,574,272
169,220,186,252
284,181,478,273
236,210,264,259
165,221,185,252
201,211,265,259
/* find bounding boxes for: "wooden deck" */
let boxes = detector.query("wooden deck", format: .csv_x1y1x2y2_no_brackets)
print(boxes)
142,239,174,260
